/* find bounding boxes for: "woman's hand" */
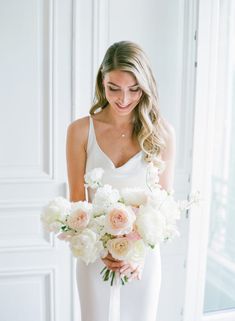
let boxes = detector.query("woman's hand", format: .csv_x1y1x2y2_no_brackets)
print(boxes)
101,252,126,272
101,252,144,281
119,261,144,281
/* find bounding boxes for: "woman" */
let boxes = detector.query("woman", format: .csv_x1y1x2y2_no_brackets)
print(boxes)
66,41,176,321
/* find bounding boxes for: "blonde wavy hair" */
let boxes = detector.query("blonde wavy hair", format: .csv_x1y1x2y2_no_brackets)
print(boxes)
89,41,167,171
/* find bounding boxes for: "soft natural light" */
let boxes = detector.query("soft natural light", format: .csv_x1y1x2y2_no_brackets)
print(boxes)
203,0,235,313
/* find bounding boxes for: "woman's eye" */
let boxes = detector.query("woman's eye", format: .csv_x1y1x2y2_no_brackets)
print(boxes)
108,87,119,91
130,88,140,92
107,86,140,92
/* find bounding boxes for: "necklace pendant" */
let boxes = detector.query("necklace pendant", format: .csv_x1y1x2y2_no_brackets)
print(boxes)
121,133,125,138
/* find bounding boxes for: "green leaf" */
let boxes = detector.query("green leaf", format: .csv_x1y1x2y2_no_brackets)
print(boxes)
111,271,115,286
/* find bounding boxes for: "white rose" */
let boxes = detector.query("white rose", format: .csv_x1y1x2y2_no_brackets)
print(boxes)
104,203,136,236
93,184,120,216
84,168,104,189
41,197,71,232
135,204,166,246
69,228,103,265
120,187,148,206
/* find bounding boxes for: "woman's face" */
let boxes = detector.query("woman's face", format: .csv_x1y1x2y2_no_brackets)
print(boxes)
102,70,143,115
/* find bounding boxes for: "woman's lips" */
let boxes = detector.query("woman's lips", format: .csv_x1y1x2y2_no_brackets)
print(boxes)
115,103,131,110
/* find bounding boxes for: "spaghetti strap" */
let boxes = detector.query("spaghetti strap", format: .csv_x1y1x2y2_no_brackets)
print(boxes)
86,116,94,153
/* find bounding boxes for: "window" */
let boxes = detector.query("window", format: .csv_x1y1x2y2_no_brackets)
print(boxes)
203,0,235,314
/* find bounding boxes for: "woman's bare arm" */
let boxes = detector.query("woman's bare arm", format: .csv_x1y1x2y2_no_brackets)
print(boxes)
66,117,89,202
159,122,176,192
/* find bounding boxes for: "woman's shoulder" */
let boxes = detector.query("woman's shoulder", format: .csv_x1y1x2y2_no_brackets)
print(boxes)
67,115,90,146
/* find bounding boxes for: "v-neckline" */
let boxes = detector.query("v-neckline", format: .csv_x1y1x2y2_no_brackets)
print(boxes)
90,117,142,170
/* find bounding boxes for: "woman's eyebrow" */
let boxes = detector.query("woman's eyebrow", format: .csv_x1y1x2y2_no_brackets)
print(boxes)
107,81,138,87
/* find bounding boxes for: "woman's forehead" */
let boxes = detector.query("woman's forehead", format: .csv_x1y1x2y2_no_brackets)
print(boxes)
103,70,137,86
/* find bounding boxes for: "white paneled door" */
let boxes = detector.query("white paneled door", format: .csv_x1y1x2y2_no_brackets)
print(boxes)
0,1,76,321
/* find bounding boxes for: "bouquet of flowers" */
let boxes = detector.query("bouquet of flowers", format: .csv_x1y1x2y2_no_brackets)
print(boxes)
41,164,201,286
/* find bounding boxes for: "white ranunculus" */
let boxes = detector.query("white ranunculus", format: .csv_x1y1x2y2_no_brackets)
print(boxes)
104,203,136,236
146,162,161,190
84,168,104,189
92,184,120,216
69,228,103,265
67,201,93,231
135,204,166,246
41,197,71,232
88,215,106,236
150,156,166,174
120,187,148,207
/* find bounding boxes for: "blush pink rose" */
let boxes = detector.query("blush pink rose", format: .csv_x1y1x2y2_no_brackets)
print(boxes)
67,210,89,230
105,205,136,236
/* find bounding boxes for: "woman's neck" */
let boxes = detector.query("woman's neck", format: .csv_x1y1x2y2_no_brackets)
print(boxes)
102,104,134,127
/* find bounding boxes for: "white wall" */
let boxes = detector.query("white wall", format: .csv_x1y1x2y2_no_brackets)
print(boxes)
0,1,76,321
0,0,197,320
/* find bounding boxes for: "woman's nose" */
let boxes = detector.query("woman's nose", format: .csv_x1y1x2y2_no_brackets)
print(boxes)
118,91,129,105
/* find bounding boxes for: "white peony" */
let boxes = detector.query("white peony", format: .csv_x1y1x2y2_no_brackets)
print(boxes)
129,239,146,263
148,188,169,209
84,168,104,189
164,223,180,241
159,195,181,223
92,184,120,216
120,187,148,206
135,204,166,246
104,203,136,236
69,228,103,265
41,197,71,233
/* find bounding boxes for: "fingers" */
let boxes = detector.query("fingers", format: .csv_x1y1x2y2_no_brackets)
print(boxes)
101,257,126,272
119,263,143,281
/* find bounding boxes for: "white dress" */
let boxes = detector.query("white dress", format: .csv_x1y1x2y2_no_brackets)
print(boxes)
76,116,161,321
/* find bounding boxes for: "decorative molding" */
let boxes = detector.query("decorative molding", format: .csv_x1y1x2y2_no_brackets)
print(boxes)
0,267,56,321
91,0,110,94
0,204,55,251
0,0,55,182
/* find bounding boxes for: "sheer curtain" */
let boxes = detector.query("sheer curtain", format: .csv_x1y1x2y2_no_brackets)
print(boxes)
203,0,235,314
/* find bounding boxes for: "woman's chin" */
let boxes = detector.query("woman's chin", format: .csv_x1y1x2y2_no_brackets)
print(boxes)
113,103,134,114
